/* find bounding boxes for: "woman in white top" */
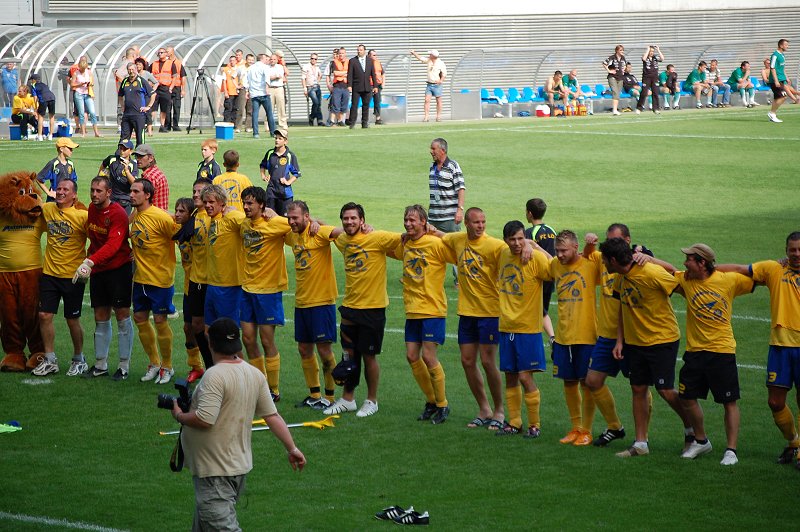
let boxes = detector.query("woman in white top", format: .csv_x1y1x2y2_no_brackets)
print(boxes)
70,55,101,137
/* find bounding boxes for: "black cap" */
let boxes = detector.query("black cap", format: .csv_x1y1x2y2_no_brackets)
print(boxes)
207,318,242,355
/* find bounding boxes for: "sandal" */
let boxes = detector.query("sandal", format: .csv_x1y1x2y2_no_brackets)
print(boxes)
467,417,489,428
486,418,504,431
495,422,521,436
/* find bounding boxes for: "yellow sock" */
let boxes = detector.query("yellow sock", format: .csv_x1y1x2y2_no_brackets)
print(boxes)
591,384,622,430
301,356,321,398
505,385,523,429
135,320,159,366
429,362,447,407
524,389,541,429
410,359,435,403
248,355,267,376
321,352,336,401
563,381,582,431
155,321,173,369
773,405,799,443
580,383,596,432
266,354,281,395
186,346,203,371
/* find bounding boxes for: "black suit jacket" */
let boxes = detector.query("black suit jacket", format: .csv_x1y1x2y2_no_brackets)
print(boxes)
347,55,376,93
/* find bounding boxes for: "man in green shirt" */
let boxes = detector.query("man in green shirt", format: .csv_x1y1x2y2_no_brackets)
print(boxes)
683,61,710,109
727,61,757,108
768,39,797,123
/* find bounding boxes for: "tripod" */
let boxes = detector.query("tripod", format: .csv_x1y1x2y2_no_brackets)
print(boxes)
186,68,217,134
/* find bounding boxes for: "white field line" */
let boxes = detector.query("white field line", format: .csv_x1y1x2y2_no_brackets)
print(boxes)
0,511,128,532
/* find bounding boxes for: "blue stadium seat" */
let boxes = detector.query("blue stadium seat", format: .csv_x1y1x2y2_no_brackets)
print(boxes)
460,88,470,93
493,87,508,103
481,88,499,103
580,84,595,97
507,87,521,103
752,76,770,91
521,86,535,102
537,86,545,99
595,84,611,98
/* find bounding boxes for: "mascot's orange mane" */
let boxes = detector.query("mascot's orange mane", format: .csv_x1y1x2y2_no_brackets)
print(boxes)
0,171,43,225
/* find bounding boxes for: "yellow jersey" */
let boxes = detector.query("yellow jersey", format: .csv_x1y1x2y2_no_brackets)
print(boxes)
596,253,620,340
42,203,87,278
189,209,210,285
0,215,44,272
285,224,338,307
395,235,455,319
130,206,178,288
442,232,506,317
207,210,245,287
613,262,680,346
675,270,754,353
178,240,191,293
240,215,291,294
497,248,551,334
751,261,800,346
212,172,253,213
334,230,402,309
549,253,603,345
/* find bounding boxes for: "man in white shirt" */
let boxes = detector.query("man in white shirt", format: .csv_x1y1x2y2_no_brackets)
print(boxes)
411,49,447,122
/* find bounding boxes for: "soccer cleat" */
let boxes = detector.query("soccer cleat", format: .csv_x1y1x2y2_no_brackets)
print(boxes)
768,112,783,123
495,422,521,436
393,509,429,525
721,449,738,466
32,358,59,376
356,399,379,418
375,505,408,521
777,446,799,464
616,444,649,458
524,426,541,439
66,360,89,377
417,402,437,421
323,398,357,415
430,406,450,425
682,439,713,459
592,427,626,447
111,368,129,381
156,367,175,385
82,365,109,378
271,392,281,403
573,430,593,446
559,429,582,444
295,396,331,410
696,103,703,109
140,364,160,382
187,368,204,383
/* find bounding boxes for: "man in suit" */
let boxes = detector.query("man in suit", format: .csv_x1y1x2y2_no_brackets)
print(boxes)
347,44,378,129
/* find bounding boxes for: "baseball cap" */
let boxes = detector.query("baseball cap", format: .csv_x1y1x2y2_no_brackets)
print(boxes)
133,143,155,156
207,318,243,355
56,137,79,149
118,139,134,150
28,73,41,82
681,243,716,264
428,49,440,58
273,128,288,139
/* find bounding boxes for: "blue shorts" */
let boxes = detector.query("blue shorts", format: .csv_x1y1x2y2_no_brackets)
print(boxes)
552,342,593,380
425,83,443,98
332,85,350,114
499,332,546,373
240,291,284,326
182,294,191,324
405,318,446,345
132,283,175,315
588,336,630,378
295,304,337,344
766,345,800,389
205,285,243,326
458,316,499,345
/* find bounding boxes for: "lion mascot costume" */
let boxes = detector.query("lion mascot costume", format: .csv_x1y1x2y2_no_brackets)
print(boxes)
0,171,45,372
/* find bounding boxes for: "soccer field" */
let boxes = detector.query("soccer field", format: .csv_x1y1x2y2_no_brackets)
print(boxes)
0,107,798,531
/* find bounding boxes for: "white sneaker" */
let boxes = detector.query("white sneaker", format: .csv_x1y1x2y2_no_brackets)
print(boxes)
611,110,621,116
156,367,175,384
140,364,161,382
47,133,53,141
32,357,59,376
323,398,357,415
356,399,379,418
682,439,713,459
36,135,44,141
66,360,88,376
768,112,783,123
635,109,641,114
655,110,661,115
720,449,738,466
751,100,760,106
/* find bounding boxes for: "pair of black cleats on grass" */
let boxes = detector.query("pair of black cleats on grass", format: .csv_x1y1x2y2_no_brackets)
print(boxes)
417,403,449,424
375,505,429,525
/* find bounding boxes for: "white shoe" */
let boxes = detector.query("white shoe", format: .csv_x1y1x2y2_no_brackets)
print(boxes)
768,112,783,123
323,398,357,415
66,360,88,376
655,110,661,115
751,100,760,106
356,399,379,418
32,357,59,376
664,104,671,109
140,364,161,382
611,110,621,116
155,367,175,384
682,439,713,459
36,135,43,141
47,133,53,141
635,109,641,114
720,449,738,466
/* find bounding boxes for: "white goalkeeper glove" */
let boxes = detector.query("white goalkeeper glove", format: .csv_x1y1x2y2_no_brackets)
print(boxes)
72,258,94,284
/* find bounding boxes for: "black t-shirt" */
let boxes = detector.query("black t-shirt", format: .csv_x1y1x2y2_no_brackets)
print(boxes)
197,159,221,181
642,56,660,77
622,73,639,92
524,224,556,255
101,153,139,204
604,54,627,81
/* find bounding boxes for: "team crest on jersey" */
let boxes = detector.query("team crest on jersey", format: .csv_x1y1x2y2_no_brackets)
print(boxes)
294,245,311,269
279,156,288,166
129,224,150,249
689,288,729,323
47,220,74,245
557,271,588,302
499,263,524,296
242,229,264,254
458,248,485,280
620,283,644,308
404,248,428,280
344,243,368,272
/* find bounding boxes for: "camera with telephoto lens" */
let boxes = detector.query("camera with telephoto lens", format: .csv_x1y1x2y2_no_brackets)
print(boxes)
197,67,205,76
157,378,192,412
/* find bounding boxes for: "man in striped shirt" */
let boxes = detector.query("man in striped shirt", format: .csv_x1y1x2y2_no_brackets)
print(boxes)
428,137,465,284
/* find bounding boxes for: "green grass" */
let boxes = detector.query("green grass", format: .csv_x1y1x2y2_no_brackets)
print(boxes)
1,107,800,530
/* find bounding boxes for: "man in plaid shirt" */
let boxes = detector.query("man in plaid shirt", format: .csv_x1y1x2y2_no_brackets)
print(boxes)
133,144,170,211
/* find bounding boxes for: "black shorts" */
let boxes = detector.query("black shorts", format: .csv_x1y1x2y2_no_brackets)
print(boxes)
679,351,740,403
542,280,554,316
38,274,85,318
624,340,679,389
157,88,172,113
338,306,386,356
90,262,133,309
187,281,207,321
38,100,56,116
770,82,788,100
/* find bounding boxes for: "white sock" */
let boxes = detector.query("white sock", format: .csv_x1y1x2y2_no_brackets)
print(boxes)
94,319,112,365
118,317,133,362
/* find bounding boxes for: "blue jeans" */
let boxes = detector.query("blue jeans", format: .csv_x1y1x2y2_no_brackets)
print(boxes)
251,95,275,136
307,85,323,122
711,84,731,105
73,93,98,125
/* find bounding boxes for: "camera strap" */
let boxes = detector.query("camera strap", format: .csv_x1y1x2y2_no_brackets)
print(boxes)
169,427,185,472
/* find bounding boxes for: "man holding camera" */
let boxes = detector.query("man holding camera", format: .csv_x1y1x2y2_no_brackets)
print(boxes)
171,318,305,530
